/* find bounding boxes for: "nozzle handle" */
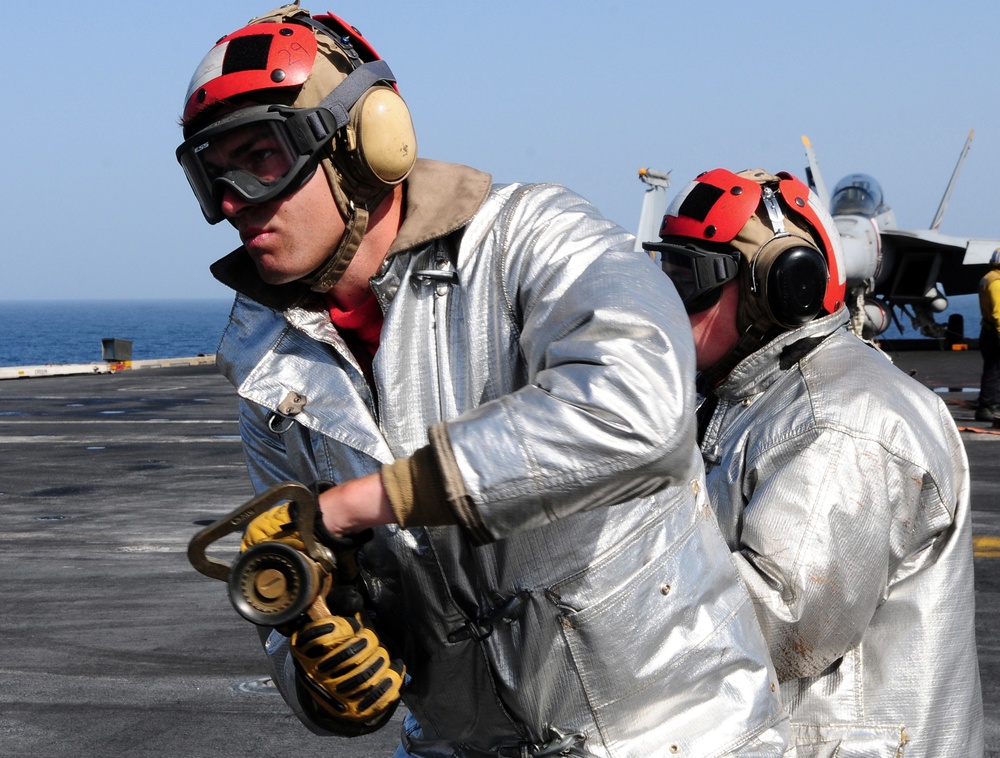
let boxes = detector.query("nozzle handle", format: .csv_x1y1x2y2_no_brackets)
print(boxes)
187,481,321,582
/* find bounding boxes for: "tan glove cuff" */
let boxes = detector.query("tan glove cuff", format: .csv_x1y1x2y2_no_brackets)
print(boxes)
381,445,455,528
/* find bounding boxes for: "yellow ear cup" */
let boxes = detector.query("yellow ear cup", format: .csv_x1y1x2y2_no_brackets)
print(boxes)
355,88,417,184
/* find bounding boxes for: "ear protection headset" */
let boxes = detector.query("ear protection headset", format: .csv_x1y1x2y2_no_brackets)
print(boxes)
754,242,829,328
746,181,830,328
290,13,417,203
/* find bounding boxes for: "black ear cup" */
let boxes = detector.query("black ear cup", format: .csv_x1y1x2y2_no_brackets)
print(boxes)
763,246,829,328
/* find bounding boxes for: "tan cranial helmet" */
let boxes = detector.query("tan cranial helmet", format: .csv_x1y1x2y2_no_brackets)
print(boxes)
177,2,417,291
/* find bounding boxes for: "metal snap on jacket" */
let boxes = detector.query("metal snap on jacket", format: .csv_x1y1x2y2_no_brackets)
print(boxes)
267,391,307,434
414,249,458,295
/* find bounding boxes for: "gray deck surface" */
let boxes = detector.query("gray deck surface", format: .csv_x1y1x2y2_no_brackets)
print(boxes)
0,346,996,757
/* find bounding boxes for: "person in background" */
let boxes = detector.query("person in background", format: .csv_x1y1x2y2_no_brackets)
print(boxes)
644,167,984,757
174,4,789,755
976,248,1000,421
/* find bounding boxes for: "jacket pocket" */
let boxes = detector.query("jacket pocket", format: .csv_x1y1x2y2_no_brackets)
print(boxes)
547,498,777,757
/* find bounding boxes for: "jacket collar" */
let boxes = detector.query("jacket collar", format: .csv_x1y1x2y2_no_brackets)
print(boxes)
210,159,493,311
712,309,851,400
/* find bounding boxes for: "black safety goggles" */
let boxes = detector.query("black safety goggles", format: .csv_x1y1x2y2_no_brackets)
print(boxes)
176,103,340,224
644,241,740,314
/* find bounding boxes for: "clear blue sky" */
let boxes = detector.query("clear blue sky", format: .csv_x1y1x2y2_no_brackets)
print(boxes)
3,1,998,301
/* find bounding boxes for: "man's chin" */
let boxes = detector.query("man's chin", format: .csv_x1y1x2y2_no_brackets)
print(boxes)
253,263,297,287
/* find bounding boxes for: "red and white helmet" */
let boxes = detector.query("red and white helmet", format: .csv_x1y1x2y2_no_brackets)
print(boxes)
645,168,846,330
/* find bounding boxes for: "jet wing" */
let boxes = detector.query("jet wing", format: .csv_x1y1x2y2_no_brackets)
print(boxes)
880,228,998,300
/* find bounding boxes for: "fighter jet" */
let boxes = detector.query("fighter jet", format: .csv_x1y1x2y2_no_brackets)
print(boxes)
802,131,1000,338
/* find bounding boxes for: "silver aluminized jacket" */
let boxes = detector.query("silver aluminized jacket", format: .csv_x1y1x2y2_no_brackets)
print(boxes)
699,310,984,757
215,160,788,757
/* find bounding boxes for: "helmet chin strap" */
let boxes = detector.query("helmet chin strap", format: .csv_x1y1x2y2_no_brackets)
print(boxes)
301,156,383,294
304,205,369,293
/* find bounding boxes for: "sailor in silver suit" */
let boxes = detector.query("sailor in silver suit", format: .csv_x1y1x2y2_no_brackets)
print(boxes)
175,4,788,756
647,167,984,757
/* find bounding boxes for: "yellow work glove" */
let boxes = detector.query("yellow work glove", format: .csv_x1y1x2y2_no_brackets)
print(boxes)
241,491,404,734
241,502,305,552
240,488,372,583
291,592,406,735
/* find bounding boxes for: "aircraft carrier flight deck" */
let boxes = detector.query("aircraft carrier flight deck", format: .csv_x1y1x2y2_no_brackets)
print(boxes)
0,348,997,757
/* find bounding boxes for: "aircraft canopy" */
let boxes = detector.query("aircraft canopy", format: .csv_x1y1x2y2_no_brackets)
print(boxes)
830,174,885,218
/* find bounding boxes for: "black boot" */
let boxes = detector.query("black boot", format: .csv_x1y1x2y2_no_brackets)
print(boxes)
975,403,1000,422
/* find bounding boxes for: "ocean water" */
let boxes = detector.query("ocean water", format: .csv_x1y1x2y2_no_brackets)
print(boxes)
0,293,984,369
0,299,233,367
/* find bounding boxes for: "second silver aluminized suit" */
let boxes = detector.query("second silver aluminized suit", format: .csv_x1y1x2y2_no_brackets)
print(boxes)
699,310,984,757
214,160,788,757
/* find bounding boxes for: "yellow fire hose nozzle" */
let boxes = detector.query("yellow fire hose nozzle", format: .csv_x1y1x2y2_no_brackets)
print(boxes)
187,482,337,626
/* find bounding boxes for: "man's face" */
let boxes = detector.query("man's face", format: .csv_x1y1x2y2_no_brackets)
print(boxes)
689,280,741,372
220,166,345,286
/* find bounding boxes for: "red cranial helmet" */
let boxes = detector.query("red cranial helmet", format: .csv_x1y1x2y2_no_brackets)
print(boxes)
182,21,320,124
645,168,845,329
176,2,417,292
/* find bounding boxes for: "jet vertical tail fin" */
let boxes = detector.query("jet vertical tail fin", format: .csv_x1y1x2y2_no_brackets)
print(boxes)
635,168,671,254
930,129,974,230
802,135,831,211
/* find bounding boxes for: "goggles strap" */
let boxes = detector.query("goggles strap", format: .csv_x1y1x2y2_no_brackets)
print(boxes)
247,40,395,293
317,60,396,132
